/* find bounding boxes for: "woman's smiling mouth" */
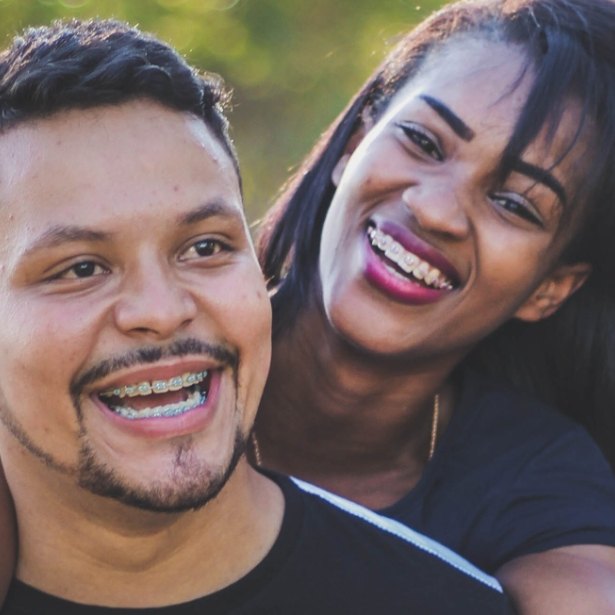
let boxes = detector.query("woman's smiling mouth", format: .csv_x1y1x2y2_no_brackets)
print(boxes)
367,226,454,290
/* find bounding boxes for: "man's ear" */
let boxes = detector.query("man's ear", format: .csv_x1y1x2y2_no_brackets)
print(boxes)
331,108,375,187
514,262,592,322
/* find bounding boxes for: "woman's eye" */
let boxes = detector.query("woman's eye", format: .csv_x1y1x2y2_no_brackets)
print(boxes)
491,194,543,227
396,122,443,161
54,261,108,280
181,238,227,260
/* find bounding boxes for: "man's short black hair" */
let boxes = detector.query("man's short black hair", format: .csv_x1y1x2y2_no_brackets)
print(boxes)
0,19,238,171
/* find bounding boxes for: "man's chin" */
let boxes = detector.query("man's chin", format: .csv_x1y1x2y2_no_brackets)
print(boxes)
77,429,247,513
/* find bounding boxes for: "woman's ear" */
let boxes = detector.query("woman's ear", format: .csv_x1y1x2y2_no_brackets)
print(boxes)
514,262,592,322
331,107,375,187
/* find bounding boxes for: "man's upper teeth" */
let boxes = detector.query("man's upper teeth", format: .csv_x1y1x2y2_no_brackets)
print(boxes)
99,370,208,399
111,388,205,420
368,227,453,290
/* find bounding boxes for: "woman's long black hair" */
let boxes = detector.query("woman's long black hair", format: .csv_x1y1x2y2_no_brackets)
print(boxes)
257,0,615,469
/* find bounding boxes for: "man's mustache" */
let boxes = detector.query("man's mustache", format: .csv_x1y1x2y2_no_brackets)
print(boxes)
70,338,239,400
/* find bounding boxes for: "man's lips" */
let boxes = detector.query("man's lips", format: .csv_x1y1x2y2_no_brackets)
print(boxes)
88,368,224,440
91,361,217,422
90,359,217,393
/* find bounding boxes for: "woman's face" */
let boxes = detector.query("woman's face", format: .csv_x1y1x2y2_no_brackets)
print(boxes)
318,37,590,362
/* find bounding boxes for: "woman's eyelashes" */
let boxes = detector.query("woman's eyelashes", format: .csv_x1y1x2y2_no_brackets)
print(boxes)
394,120,546,229
395,121,443,161
490,192,544,227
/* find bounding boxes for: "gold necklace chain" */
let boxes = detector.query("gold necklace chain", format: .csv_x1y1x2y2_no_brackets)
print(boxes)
251,430,263,467
251,393,440,468
428,393,440,461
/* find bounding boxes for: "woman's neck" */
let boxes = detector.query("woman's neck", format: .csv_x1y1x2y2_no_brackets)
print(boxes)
255,303,460,508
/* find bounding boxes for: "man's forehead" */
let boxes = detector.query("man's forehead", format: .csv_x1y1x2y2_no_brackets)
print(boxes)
0,100,241,205
0,101,247,264
0,100,229,161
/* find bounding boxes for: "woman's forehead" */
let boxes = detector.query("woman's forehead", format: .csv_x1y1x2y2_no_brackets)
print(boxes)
372,38,533,151
384,36,590,185
393,37,531,113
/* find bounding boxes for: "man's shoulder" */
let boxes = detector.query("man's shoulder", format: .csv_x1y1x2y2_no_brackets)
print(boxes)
290,475,501,582
3,475,513,615
265,473,514,614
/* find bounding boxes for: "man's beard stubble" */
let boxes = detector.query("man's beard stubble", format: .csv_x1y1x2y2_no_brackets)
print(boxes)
77,428,248,513
0,338,248,513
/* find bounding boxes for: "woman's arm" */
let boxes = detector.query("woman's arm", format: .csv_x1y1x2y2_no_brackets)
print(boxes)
0,462,16,605
497,545,615,614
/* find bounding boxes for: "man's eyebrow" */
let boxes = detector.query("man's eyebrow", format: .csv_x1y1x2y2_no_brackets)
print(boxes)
420,95,475,141
512,160,567,205
23,202,242,256
178,200,244,226
24,226,109,256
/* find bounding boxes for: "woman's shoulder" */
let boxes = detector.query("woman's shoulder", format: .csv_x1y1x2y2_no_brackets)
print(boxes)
450,368,599,453
384,368,615,572
441,368,615,491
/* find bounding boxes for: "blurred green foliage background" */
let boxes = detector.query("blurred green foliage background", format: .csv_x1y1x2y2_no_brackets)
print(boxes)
0,0,448,220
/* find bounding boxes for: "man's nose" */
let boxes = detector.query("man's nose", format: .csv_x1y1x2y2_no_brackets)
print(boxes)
113,259,198,341
401,181,471,240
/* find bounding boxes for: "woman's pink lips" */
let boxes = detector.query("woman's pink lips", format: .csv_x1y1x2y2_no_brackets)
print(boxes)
362,226,455,305
91,369,222,439
376,220,459,283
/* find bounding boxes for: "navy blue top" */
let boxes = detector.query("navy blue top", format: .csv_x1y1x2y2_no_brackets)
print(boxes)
382,369,615,572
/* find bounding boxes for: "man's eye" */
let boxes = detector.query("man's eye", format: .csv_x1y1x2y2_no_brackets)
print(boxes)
54,261,108,280
181,238,227,260
491,194,543,227
396,122,443,161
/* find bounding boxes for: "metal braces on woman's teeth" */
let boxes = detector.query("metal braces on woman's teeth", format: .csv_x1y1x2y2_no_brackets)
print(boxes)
368,227,453,290
99,371,208,399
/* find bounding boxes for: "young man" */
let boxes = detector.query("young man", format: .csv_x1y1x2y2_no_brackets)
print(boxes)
0,20,512,613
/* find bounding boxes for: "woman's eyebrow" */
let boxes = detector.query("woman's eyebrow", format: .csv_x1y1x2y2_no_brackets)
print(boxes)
420,94,475,141
512,159,567,205
418,94,567,205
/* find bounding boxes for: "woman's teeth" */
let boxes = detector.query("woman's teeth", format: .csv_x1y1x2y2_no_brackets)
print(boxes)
367,227,453,290
99,371,208,399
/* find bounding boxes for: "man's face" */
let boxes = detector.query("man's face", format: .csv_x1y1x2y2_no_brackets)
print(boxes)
0,100,272,512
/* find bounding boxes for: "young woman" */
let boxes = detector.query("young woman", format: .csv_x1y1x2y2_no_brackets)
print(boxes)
255,0,615,611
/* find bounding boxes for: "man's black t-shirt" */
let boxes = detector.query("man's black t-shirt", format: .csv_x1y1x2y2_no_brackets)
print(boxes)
3,473,513,614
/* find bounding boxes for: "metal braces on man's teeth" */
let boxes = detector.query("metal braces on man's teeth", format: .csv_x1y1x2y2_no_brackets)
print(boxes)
367,227,453,290
111,388,206,420
99,371,208,399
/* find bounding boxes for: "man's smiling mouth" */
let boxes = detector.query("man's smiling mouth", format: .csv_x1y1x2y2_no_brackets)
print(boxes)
97,370,209,420
367,226,454,290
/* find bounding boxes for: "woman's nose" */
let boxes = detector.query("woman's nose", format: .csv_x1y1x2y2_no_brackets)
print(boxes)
401,182,471,240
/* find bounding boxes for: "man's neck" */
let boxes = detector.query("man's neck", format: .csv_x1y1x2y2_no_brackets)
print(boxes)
8,456,284,608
